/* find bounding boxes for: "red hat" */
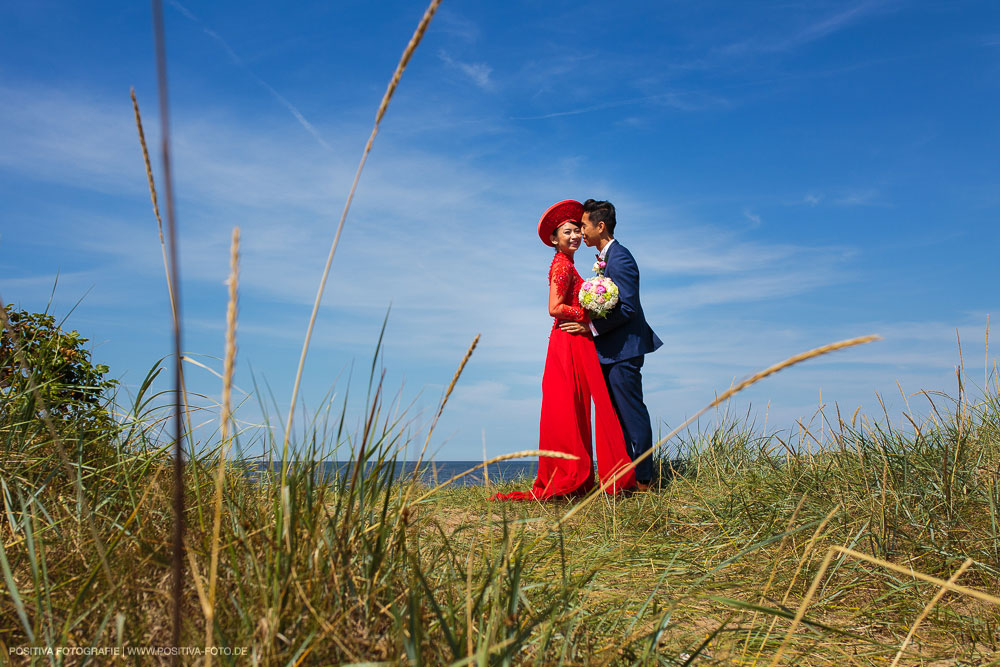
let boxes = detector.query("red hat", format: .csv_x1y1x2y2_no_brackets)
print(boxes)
538,200,583,247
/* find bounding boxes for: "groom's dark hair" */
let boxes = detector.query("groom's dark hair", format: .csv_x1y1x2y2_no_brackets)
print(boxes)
582,199,617,235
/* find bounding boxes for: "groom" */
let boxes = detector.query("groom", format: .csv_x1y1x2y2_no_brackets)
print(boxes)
561,199,662,490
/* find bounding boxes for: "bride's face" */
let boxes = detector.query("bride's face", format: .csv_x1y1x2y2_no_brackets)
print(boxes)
550,222,582,254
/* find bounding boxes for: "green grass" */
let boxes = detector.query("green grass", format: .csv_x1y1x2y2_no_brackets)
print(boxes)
2,350,1000,665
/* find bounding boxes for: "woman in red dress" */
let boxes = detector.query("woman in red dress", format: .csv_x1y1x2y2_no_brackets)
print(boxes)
495,200,637,501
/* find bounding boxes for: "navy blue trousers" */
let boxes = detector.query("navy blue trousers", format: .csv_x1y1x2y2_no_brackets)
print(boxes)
601,355,654,483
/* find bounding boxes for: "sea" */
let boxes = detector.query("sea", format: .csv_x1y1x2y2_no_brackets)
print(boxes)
245,458,687,488
246,460,538,488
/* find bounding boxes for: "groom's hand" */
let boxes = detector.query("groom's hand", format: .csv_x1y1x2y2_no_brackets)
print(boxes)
558,321,588,335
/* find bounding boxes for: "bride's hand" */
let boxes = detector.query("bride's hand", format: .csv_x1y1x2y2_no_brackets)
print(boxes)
558,321,588,335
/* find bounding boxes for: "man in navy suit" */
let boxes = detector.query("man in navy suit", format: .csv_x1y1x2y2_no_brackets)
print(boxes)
561,199,662,489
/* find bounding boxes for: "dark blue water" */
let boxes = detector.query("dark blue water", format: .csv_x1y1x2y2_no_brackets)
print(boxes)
386,460,538,487
245,460,538,488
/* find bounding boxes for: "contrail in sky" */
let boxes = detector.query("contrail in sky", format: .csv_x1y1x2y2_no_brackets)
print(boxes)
168,0,331,150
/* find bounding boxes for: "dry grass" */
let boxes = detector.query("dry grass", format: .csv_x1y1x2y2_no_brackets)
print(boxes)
2,363,1000,664
204,226,239,662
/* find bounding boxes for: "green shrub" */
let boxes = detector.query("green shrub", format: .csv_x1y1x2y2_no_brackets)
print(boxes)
1,305,118,436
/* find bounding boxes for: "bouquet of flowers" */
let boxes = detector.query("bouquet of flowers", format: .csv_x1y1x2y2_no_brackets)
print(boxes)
579,257,619,319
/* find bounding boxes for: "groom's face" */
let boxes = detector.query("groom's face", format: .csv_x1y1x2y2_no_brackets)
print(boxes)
580,213,602,247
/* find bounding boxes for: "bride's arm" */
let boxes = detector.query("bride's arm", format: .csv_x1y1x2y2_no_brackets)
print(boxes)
548,263,586,322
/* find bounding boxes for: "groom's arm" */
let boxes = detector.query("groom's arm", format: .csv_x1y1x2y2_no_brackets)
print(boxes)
558,320,588,334
591,250,639,335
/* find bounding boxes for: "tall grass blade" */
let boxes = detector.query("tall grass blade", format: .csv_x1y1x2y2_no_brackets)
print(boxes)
150,0,185,654
206,226,240,663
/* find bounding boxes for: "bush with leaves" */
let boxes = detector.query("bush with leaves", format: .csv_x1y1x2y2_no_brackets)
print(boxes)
1,305,118,436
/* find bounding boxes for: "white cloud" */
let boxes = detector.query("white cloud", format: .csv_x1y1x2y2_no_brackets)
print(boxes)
646,269,840,312
438,50,494,90
512,89,729,121
833,188,885,206
435,10,481,44
789,1,890,48
719,0,898,57
743,208,762,227
2,80,987,461
782,189,883,208
633,221,849,279
0,84,146,194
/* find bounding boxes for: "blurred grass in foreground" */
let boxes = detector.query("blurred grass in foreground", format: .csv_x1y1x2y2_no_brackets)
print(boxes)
1,337,999,665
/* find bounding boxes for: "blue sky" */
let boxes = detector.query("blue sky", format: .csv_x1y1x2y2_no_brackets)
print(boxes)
1,1,998,461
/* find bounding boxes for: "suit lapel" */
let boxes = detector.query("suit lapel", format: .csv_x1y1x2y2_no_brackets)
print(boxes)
606,241,621,281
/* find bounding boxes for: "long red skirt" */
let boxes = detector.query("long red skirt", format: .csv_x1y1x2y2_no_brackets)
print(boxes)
494,328,636,501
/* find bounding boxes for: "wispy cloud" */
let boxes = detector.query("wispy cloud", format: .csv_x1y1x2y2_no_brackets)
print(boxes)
743,208,762,227
435,10,481,43
3,77,981,460
833,188,886,207
635,222,848,278
512,89,728,121
0,82,861,326
438,50,494,90
788,1,890,48
719,0,897,56
0,83,860,363
783,189,883,208
647,269,843,312
0,84,148,194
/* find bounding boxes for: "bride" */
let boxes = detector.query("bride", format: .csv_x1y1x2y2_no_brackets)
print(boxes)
495,200,636,500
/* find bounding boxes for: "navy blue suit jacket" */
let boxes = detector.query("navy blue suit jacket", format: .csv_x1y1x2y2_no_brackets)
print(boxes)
591,240,662,365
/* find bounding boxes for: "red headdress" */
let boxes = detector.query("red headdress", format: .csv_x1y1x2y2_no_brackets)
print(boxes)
537,200,583,247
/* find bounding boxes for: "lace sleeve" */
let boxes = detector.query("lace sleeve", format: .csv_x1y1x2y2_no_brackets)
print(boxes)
549,259,587,322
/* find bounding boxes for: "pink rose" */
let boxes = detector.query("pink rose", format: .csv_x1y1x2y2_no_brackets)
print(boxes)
582,281,592,291
595,284,607,294
598,261,606,268
596,295,606,304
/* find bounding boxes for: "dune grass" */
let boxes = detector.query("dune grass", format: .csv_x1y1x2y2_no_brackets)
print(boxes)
1,340,999,664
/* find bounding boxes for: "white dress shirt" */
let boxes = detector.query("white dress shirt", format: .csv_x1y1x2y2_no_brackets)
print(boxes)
589,238,616,336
